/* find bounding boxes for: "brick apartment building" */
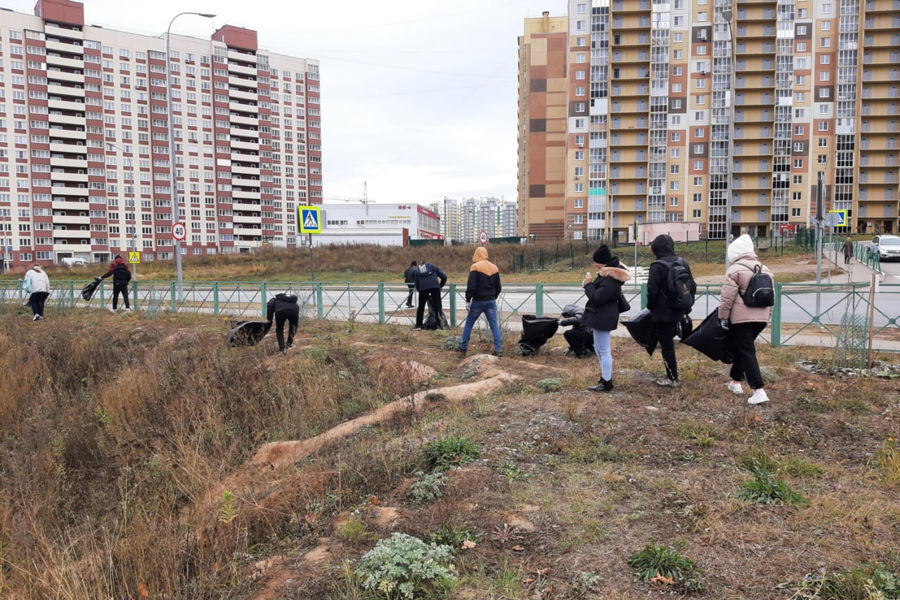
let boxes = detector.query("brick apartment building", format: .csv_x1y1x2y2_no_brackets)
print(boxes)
0,0,321,269
518,0,899,242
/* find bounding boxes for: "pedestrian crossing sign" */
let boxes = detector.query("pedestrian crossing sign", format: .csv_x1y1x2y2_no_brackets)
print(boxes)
828,209,847,227
299,206,322,234
128,251,141,264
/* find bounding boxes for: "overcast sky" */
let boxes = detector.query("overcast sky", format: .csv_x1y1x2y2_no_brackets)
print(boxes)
5,0,568,206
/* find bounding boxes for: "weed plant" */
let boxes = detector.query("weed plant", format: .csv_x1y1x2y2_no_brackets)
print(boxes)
421,435,480,471
409,471,447,503
788,564,900,599
627,542,707,592
354,532,457,599
738,458,808,506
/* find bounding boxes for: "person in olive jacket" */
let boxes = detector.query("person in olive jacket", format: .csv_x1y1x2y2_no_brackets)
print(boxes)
647,234,695,387
582,245,631,392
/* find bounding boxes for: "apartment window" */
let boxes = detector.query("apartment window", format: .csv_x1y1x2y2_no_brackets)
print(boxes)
576,102,586,112
693,161,704,170
671,132,681,142
574,183,584,192
574,215,584,224
793,159,804,168
818,155,827,164
576,36,586,47
818,137,828,147
797,42,807,52
792,208,802,217
575,70,586,80
693,193,702,203
670,164,680,174
575,150,584,160
793,175,803,185
794,125,805,135
693,177,702,186
673,65,683,76
692,209,702,218
576,53,586,63
795,92,806,102
670,148,680,158
575,135,585,146
819,71,830,82
798,8,808,18
574,198,584,208
576,86,585,96
670,197,679,206
673,49,684,59
820,55,831,65
670,180,680,190
822,20,832,30
672,83,683,92
694,127,705,137
693,144,704,154
574,118,586,128
793,191,802,201
797,25,808,36
673,33,684,43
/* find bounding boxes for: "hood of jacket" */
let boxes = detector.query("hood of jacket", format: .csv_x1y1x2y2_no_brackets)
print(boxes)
727,234,757,264
598,262,632,283
650,234,675,258
275,293,298,303
419,262,437,276
472,246,488,263
32,265,43,272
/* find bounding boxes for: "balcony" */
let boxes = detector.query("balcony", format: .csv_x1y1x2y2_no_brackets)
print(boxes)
47,83,85,98
48,98,86,112
232,188,261,200
51,199,90,211
232,201,260,212
49,157,87,169
228,75,257,90
233,213,263,224
52,215,91,225
229,88,257,101
231,139,260,151
228,48,257,64
232,165,261,176
45,54,84,70
48,113,87,127
49,142,88,155
229,101,258,114
47,127,86,141
46,70,84,84
51,185,89,196
228,62,257,77
46,39,84,55
230,114,259,127
44,24,84,40
50,172,89,183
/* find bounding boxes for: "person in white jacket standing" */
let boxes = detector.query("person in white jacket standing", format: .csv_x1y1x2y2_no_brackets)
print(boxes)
24,264,51,321
718,235,774,405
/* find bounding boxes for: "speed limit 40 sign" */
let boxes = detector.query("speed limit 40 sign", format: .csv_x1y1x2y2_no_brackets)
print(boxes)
479,230,488,245
172,222,187,241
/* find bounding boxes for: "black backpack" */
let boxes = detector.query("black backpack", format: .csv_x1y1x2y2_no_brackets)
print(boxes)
740,264,775,307
654,258,696,311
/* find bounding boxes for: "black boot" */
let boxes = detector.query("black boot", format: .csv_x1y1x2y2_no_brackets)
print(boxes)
587,378,613,392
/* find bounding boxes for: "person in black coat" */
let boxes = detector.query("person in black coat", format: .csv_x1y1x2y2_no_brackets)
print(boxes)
266,293,300,352
647,234,695,387
403,261,418,307
414,262,447,330
98,254,132,311
582,245,631,392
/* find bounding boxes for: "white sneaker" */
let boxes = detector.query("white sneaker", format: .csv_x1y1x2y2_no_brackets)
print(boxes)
33,314,41,321
748,388,770,405
109,307,116,313
727,381,744,395
655,377,681,388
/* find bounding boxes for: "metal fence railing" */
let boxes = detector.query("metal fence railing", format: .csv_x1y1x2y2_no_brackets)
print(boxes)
2,278,898,351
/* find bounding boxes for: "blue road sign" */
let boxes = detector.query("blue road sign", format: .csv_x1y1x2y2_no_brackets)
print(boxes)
299,206,322,234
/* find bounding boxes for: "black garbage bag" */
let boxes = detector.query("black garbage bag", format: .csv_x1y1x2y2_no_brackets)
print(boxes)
423,307,449,330
518,314,559,356
622,309,658,356
81,279,100,301
228,320,272,347
680,309,733,364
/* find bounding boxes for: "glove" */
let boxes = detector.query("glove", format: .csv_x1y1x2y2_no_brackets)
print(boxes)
465,301,472,311
94,276,102,282
719,319,730,331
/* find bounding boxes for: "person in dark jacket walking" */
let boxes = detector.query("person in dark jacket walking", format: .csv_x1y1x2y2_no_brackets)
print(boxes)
403,261,418,307
98,254,132,311
582,245,631,392
414,261,447,330
842,237,853,264
266,293,300,352
456,247,503,357
647,234,695,387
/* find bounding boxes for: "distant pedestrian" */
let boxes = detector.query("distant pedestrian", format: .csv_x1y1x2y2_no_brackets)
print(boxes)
647,234,696,387
719,234,774,405
456,247,503,357
23,264,50,321
414,261,447,330
266,293,300,353
403,261,418,307
842,237,853,264
99,254,131,311
582,245,631,392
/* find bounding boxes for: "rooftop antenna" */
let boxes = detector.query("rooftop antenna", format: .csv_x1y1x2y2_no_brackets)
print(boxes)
364,181,369,215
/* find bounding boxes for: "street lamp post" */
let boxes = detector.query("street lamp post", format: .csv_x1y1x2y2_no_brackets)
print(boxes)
166,11,215,300
722,6,736,267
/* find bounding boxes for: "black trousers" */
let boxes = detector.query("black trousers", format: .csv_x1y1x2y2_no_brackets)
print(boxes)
656,320,679,381
406,284,415,307
275,306,299,351
28,291,49,317
728,322,767,389
112,282,130,309
415,288,441,327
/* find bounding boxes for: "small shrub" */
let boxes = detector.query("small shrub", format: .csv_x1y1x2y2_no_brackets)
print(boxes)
355,532,457,599
409,471,446,504
627,542,706,593
422,436,480,472
738,459,808,506
536,378,562,392
789,564,900,599
428,524,479,549
337,514,372,544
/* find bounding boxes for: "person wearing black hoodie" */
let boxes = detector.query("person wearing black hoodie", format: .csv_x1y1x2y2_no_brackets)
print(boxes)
403,261,418,307
647,234,695,387
98,254,132,311
414,261,447,330
266,293,300,352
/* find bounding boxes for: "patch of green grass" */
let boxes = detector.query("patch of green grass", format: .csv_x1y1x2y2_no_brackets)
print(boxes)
337,514,373,544
428,524,479,549
876,437,900,485
777,456,823,477
566,434,634,464
536,378,562,392
627,541,706,592
738,459,808,506
493,460,529,481
673,420,718,447
787,564,900,600
422,435,480,472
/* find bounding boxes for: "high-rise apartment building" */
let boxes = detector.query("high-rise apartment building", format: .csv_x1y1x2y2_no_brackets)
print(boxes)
438,196,519,244
518,0,899,243
0,0,321,269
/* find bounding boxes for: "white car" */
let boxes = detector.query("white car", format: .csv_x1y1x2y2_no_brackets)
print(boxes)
61,257,88,267
872,235,900,262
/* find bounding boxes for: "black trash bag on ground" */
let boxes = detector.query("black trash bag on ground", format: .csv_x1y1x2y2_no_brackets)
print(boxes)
228,320,272,347
563,328,594,358
518,315,559,356
680,309,733,364
423,307,449,330
622,309,658,356
81,279,100,301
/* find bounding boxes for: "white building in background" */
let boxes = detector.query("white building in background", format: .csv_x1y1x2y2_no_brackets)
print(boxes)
437,197,518,244
307,202,440,247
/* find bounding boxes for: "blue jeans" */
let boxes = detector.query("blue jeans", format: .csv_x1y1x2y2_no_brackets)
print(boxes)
591,329,612,381
459,300,502,352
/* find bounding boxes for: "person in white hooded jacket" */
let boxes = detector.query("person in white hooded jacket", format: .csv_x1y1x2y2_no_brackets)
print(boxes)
718,234,774,405
24,264,51,321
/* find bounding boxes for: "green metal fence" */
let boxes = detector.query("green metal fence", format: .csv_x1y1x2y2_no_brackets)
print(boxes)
2,278,897,351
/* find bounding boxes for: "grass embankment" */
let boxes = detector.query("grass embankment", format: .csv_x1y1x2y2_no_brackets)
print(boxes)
4,238,828,285
0,306,897,598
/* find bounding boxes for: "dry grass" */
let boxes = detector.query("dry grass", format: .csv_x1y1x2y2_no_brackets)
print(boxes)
0,303,897,599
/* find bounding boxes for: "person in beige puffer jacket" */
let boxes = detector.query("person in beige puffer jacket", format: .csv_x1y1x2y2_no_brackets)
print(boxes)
718,234,774,405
